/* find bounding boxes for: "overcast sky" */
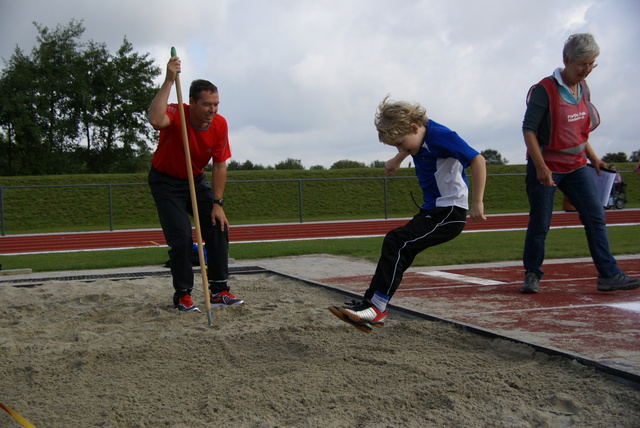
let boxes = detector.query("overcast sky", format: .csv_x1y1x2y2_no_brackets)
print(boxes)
2,0,639,168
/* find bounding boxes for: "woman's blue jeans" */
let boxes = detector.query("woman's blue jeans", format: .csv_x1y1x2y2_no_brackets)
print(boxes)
523,161,620,279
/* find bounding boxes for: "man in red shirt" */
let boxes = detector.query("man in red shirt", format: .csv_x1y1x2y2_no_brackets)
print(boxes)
148,55,243,311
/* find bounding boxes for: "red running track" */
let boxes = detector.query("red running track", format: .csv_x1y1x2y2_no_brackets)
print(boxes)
1,209,639,255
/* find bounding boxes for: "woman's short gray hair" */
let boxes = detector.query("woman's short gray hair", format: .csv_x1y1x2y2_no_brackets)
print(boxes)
563,33,600,62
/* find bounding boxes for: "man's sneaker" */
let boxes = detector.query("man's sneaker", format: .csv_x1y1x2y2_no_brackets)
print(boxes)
597,273,640,292
210,290,244,307
520,272,540,294
174,294,200,312
328,306,373,333
332,300,388,331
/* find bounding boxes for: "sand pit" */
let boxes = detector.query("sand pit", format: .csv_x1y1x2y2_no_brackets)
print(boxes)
1,271,640,427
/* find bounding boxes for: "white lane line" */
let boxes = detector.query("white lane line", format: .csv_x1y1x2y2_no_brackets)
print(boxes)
464,301,640,316
417,270,506,286
607,301,640,313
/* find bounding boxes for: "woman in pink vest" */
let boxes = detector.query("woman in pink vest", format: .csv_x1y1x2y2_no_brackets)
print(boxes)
520,33,640,294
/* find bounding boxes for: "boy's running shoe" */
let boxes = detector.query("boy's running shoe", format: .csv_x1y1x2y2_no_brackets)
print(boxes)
174,294,200,312
328,305,373,333
339,300,388,327
210,290,244,307
329,300,388,332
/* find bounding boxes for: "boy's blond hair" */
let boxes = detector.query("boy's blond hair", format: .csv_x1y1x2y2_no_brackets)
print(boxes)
374,94,428,145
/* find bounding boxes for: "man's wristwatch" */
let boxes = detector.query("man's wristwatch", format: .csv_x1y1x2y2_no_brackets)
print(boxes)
213,198,224,207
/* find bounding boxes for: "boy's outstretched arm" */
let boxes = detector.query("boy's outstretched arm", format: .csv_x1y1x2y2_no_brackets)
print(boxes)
468,154,487,223
385,150,410,176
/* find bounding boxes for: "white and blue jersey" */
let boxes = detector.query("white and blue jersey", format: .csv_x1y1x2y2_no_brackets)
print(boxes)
412,120,479,210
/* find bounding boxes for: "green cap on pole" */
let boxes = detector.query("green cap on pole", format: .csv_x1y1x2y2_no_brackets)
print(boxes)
171,47,179,74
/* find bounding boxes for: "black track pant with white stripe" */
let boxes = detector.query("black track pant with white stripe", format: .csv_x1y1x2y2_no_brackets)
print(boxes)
364,206,467,302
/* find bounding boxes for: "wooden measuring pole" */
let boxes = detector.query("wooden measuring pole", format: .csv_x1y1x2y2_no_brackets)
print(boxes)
171,46,213,326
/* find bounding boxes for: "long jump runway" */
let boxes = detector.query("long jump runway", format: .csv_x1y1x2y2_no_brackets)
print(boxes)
308,255,640,383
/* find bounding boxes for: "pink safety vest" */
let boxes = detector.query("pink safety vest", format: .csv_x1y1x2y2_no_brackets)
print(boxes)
531,77,600,173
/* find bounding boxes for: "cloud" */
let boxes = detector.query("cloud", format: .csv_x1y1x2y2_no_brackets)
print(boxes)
1,0,639,168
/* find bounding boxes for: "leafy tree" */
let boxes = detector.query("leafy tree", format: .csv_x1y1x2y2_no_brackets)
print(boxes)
0,20,160,175
84,38,160,173
481,149,508,165
309,164,326,170
369,160,385,168
228,159,269,170
32,20,87,173
630,150,640,162
244,160,269,170
227,160,241,171
77,40,111,152
0,47,41,174
330,159,366,169
601,152,628,163
275,158,304,170
241,160,256,170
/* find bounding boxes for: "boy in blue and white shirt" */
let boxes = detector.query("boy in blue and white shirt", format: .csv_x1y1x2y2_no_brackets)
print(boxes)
329,95,487,333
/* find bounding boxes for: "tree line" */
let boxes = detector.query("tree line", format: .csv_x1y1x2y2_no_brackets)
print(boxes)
0,20,160,175
230,151,510,171
227,158,387,171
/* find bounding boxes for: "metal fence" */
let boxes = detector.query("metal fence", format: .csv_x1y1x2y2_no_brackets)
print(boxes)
1,175,436,236
3,169,637,237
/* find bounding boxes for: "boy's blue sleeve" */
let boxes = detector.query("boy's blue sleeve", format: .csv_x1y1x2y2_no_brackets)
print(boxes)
433,130,479,167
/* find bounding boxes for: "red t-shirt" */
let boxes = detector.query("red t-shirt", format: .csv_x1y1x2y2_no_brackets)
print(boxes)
151,103,231,179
